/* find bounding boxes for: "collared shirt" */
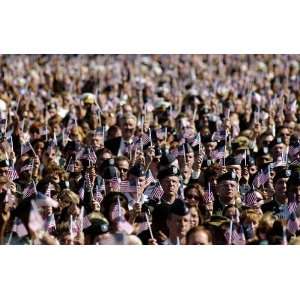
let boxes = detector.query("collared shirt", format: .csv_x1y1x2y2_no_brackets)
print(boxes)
118,138,134,156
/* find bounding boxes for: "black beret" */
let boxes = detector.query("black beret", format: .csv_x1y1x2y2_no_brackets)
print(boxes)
103,166,118,180
217,171,239,183
270,137,284,147
225,155,242,166
169,199,190,216
129,164,146,177
256,147,271,157
159,153,176,167
0,159,9,168
273,168,291,183
83,218,109,236
157,166,180,180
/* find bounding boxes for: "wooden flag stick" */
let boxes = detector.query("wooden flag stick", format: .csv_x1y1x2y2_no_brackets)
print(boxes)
145,212,154,240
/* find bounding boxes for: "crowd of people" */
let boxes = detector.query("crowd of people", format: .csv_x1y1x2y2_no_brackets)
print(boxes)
0,54,300,245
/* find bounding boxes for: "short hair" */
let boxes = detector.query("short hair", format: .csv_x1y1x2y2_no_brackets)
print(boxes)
115,156,129,164
240,209,262,224
120,113,137,125
186,226,213,244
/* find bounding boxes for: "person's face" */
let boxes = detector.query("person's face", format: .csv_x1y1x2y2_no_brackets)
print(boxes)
275,178,288,195
117,160,129,181
224,207,238,219
226,165,241,180
205,142,217,156
121,118,136,140
272,144,286,159
161,176,180,197
92,135,104,149
249,165,257,176
167,213,191,238
68,203,80,217
74,160,83,173
189,206,199,228
0,167,8,177
187,231,211,245
185,188,201,204
218,180,238,201
279,128,290,145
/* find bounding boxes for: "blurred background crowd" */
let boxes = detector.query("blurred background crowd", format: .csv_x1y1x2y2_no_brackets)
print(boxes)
1,54,300,245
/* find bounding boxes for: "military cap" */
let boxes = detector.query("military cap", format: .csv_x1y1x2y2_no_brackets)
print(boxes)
129,164,146,177
81,93,96,105
270,136,284,147
157,165,180,180
100,158,115,169
169,199,190,216
217,171,239,183
103,166,118,180
256,147,272,158
273,168,291,184
159,153,176,167
225,155,242,166
232,136,249,151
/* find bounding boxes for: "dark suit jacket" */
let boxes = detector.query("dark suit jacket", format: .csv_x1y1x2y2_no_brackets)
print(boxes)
104,137,122,156
261,199,281,214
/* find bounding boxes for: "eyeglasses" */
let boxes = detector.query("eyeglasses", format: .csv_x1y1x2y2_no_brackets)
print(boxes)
185,194,201,201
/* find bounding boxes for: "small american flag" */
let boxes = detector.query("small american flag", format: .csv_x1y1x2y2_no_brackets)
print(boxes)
170,148,179,158
28,200,44,232
150,182,164,199
82,215,92,229
106,177,120,191
79,186,85,200
136,221,149,235
287,213,299,235
224,227,241,245
119,180,137,193
288,201,299,214
156,128,165,140
288,145,300,159
23,183,36,199
243,191,258,207
141,133,150,145
45,183,55,198
252,168,269,188
12,218,28,238
94,185,104,203
20,162,33,173
212,130,226,141
116,218,133,234
45,214,56,233
7,167,19,181
211,146,225,160
66,161,75,172
192,133,201,147
145,170,156,186
21,142,31,155
203,191,214,204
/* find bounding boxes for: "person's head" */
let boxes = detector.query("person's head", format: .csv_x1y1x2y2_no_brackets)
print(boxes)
166,200,191,242
120,113,137,140
273,168,291,202
217,171,239,205
225,156,242,180
240,209,262,240
184,184,204,205
186,202,203,228
177,143,194,169
271,137,286,160
128,164,146,193
158,166,181,203
278,125,291,145
73,159,83,174
91,133,104,150
0,159,9,177
186,226,213,245
116,156,130,181
222,204,240,220
256,212,276,241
